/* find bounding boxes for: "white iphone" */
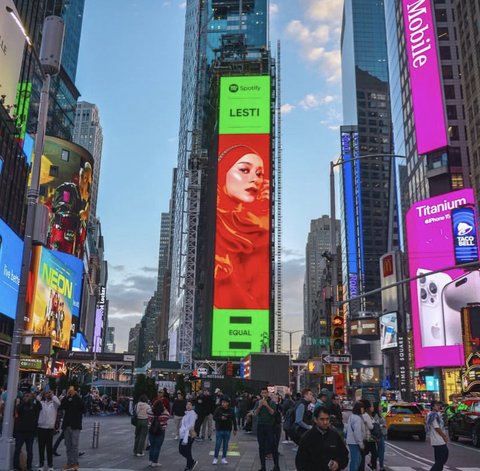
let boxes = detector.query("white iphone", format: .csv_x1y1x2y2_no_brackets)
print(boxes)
417,269,452,347
441,270,480,345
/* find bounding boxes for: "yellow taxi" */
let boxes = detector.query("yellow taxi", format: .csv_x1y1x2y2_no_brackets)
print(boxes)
386,402,426,441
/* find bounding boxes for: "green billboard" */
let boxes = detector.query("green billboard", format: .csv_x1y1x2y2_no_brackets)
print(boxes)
219,76,271,135
212,309,270,358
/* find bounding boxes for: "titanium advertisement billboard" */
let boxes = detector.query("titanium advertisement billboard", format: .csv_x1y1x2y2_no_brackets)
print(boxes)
380,312,398,350
406,189,480,368
0,217,23,319
0,0,26,117
25,246,83,349
212,75,271,358
38,136,94,258
402,0,448,154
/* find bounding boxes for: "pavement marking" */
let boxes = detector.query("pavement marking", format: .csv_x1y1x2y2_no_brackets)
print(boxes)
450,442,480,454
208,451,241,456
386,442,453,471
388,467,430,471
457,468,480,471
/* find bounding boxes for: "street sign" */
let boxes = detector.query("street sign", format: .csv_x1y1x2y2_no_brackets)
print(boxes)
321,353,352,365
306,337,329,347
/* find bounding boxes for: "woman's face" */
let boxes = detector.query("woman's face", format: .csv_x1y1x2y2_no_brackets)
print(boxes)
225,153,264,203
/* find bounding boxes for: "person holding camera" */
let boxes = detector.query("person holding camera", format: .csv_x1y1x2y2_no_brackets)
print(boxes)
37,389,61,471
295,406,349,471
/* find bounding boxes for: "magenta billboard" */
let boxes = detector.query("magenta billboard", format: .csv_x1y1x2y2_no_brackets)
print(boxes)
402,0,448,154
406,189,480,368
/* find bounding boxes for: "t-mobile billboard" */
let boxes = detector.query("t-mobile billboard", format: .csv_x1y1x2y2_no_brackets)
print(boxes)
406,189,480,368
402,0,448,154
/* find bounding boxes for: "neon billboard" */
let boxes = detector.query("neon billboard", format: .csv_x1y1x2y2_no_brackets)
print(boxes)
406,189,480,368
212,75,271,357
402,0,448,154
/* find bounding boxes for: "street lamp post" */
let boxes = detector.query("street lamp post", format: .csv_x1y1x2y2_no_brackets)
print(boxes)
0,10,64,471
274,329,303,392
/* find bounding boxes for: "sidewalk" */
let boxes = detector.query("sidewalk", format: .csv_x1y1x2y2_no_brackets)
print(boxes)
33,415,298,471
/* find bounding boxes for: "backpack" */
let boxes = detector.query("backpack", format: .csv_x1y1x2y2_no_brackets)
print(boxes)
371,421,382,440
283,402,297,432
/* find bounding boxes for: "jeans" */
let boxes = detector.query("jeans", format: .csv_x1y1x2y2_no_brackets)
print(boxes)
214,430,231,458
201,414,213,438
148,431,165,464
13,431,34,470
430,444,449,471
37,428,54,467
257,424,279,470
348,444,362,471
179,436,195,468
64,426,81,465
134,419,149,454
363,440,378,469
377,436,385,468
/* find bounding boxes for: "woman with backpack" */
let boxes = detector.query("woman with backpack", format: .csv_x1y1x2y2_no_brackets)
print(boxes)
147,400,170,467
361,399,378,471
370,403,387,471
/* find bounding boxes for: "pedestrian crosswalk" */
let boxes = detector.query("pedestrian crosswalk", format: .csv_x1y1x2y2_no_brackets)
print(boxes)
389,468,480,471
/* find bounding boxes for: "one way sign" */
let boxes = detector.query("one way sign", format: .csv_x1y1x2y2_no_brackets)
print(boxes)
321,354,352,365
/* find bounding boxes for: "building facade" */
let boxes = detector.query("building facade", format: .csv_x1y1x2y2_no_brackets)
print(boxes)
340,0,396,316
72,101,104,220
168,0,274,363
455,0,480,208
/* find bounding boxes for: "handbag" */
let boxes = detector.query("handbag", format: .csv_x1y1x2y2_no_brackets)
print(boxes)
131,406,138,426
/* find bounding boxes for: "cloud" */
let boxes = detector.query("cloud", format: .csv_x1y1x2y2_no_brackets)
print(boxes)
110,264,125,271
270,2,279,15
141,266,158,273
281,103,295,114
299,94,339,110
285,0,343,83
107,274,156,317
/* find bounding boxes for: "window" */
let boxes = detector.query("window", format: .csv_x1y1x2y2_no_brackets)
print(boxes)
444,85,456,99
61,149,70,162
440,46,451,60
446,105,457,120
49,165,59,177
437,27,449,40
451,174,464,189
442,65,454,79
449,125,459,141
435,9,447,22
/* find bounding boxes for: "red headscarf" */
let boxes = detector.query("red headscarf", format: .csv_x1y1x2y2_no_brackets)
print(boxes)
214,145,270,310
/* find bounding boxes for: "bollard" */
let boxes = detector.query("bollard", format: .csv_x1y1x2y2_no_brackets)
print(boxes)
92,421,100,448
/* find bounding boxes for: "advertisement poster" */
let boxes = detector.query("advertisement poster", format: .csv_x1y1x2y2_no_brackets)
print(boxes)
38,136,94,258
350,318,378,336
212,75,271,357
402,0,448,154
26,247,83,349
406,188,480,368
0,218,23,319
380,312,398,349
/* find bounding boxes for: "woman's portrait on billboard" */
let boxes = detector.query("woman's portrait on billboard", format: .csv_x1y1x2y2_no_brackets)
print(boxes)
214,142,270,310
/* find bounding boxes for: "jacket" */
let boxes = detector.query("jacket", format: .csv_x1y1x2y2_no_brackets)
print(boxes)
346,413,365,447
179,410,198,444
38,396,60,429
135,401,150,420
295,425,349,471
172,399,187,417
295,399,313,431
14,399,42,434
213,406,238,431
60,393,85,430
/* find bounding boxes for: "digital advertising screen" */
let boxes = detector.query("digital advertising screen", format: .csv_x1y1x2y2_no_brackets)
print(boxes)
402,0,448,154
380,312,398,350
37,136,94,259
212,75,272,358
406,189,480,368
0,217,23,319
350,318,378,337
25,246,83,349
452,206,479,264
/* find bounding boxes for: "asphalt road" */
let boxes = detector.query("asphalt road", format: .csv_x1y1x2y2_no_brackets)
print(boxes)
19,414,480,471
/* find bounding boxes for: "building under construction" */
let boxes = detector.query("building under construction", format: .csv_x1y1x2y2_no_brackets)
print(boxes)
166,0,282,367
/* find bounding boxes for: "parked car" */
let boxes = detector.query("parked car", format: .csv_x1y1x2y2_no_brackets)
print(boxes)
386,402,426,440
448,398,480,447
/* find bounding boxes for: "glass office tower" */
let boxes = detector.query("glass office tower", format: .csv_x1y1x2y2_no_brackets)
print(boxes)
168,0,272,361
340,0,395,315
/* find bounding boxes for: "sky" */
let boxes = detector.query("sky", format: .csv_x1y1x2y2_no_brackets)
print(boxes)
75,0,344,353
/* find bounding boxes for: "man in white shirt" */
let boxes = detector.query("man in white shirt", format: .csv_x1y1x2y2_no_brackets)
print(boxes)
426,401,449,471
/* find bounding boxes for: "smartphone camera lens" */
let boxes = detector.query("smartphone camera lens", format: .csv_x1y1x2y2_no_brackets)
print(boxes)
429,282,437,294
419,276,426,285
420,288,427,300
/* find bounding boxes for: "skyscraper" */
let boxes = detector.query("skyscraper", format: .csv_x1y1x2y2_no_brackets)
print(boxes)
168,0,274,364
385,0,469,208
302,216,340,359
73,101,104,220
455,0,480,208
14,0,85,141
340,0,396,315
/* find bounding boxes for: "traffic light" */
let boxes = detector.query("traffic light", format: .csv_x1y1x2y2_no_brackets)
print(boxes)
331,315,345,352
